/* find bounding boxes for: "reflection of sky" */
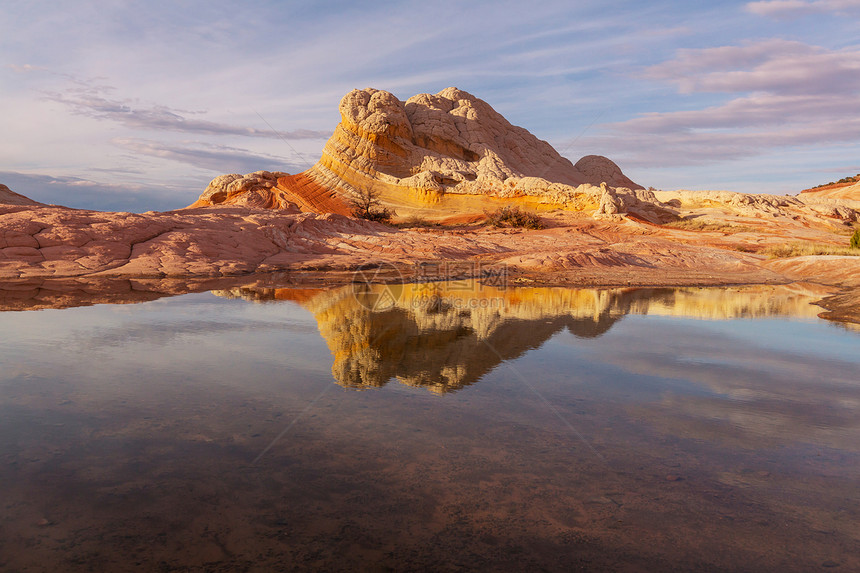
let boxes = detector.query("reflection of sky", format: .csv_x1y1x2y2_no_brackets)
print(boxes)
0,292,332,394
534,315,860,451
631,315,860,365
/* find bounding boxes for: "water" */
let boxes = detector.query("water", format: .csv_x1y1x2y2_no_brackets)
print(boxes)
1,280,858,571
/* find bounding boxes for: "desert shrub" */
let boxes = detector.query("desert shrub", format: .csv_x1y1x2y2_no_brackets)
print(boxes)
762,242,860,258
810,174,860,189
395,215,437,228
354,207,393,223
851,229,860,249
664,218,755,233
350,186,393,223
485,206,544,229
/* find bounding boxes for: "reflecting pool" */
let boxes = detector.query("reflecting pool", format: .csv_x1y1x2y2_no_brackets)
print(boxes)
1,279,858,571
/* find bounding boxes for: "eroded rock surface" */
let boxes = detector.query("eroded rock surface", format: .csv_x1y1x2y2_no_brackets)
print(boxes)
594,183,678,224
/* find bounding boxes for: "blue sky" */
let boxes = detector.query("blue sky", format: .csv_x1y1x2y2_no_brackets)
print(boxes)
2,0,860,211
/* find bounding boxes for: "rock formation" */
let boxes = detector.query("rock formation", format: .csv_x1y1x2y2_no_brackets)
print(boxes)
189,87,647,219
187,171,351,215
594,183,678,223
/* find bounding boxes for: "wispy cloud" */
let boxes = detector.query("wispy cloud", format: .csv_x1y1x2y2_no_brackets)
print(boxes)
43,82,329,140
7,63,47,73
586,40,860,167
645,39,860,95
0,171,191,212
111,138,302,173
745,0,860,17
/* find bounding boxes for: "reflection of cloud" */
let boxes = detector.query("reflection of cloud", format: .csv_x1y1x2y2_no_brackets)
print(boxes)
746,0,860,17
584,40,860,167
111,138,301,173
69,318,317,354
600,323,860,451
43,82,329,140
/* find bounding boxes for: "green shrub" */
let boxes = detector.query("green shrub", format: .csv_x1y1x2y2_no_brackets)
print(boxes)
851,229,860,249
485,206,544,229
810,174,860,189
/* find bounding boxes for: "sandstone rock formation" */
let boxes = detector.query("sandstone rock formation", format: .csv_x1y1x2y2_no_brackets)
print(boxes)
594,182,678,223
189,87,645,219
187,171,351,215
309,87,641,201
653,189,860,225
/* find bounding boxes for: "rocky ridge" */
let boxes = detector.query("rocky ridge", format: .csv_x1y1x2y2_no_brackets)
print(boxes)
0,183,42,207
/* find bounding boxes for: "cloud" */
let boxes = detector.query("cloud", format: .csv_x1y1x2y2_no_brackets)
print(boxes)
44,82,329,140
644,39,860,95
584,40,860,167
7,63,47,73
111,138,305,174
745,0,860,17
0,171,192,212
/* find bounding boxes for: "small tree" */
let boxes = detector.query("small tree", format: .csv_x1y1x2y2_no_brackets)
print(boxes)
851,229,860,249
350,185,392,223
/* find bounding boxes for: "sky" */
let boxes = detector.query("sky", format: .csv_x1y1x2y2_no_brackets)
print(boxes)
2,0,860,212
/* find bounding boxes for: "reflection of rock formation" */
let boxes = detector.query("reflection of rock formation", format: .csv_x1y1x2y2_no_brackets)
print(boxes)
0,276,267,311
218,281,834,394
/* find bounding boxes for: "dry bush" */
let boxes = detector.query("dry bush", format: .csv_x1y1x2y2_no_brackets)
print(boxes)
762,242,860,258
664,218,755,233
485,206,544,229
395,215,437,228
350,186,393,223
